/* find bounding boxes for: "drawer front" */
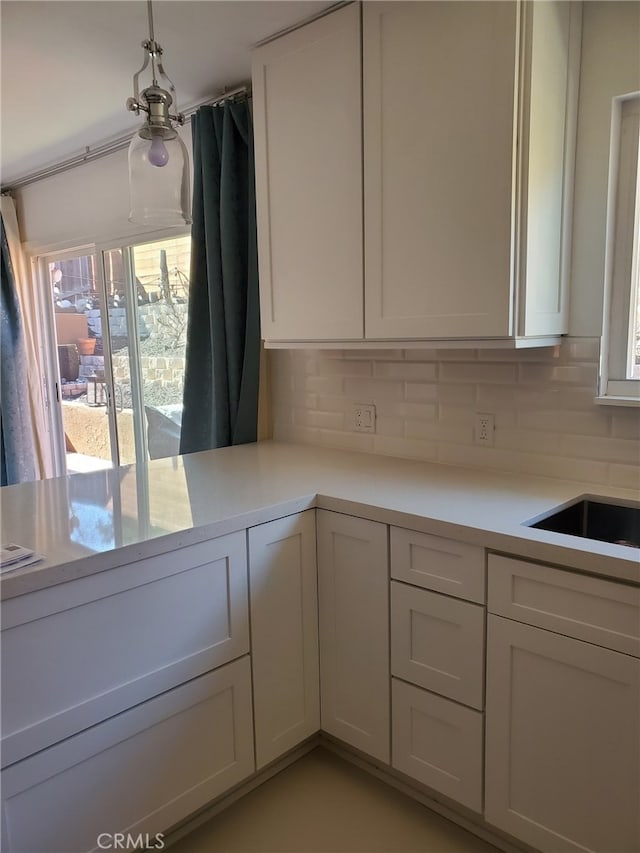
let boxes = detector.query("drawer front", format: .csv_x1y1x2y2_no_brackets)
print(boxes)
392,678,483,813
391,581,485,709
1,657,255,853
1,531,250,767
488,554,640,657
391,527,485,603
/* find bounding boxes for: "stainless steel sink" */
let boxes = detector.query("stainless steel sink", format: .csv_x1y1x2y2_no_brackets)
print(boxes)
526,496,640,548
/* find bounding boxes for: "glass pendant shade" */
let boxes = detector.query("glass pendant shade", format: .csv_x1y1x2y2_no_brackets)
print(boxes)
128,127,192,226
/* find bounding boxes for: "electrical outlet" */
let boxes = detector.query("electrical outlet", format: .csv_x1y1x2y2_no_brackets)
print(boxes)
474,412,495,446
353,403,376,433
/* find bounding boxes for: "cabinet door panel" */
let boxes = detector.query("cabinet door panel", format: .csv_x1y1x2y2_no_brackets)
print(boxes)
364,1,516,339
392,678,483,813
391,582,485,709
253,3,363,341
488,554,640,657
485,615,640,852
1,532,249,767
249,511,319,768
1,658,254,853
317,511,390,762
391,527,485,603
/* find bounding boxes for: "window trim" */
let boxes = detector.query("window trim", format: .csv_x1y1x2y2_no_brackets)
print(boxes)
598,91,640,406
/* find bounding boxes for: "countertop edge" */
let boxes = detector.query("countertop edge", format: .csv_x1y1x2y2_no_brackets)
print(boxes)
3,487,639,601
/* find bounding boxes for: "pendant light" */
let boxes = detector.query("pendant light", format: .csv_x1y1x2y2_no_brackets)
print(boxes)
126,0,191,226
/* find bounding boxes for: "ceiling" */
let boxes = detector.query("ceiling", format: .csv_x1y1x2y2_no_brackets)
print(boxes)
0,0,334,186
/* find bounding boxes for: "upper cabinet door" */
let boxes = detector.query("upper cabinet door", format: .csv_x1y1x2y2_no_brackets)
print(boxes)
519,0,579,337
253,4,364,342
363,1,517,340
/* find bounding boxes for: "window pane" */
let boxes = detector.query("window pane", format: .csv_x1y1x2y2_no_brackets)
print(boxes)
47,253,114,473
103,248,137,465
627,150,640,380
131,235,191,460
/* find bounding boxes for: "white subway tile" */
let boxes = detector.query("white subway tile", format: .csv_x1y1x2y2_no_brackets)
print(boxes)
611,410,640,440
404,349,471,361
517,454,609,485
495,428,566,455
476,346,559,362
440,362,518,383
437,405,472,426
518,409,611,437
405,383,439,403
318,359,373,377
475,384,517,410
374,435,439,462
406,420,473,444
344,377,405,401
343,349,404,360
437,384,476,406
513,387,594,411
519,363,598,386
437,443,523,473
608,464,640,491
316,395,352,414
315,429,376,453
374,361,438,381
305,375,345,395
563,338,600,363
376,415,405,437
563,435,640,465
303,393,319,410
293,409,345,430
382,401,437,421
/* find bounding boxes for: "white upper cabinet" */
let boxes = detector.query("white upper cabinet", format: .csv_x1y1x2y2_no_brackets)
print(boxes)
252,3,363,342
364,1,516,340
253,1,581,347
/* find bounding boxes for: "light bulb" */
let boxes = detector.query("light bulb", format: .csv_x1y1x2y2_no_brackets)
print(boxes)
148,133,169,167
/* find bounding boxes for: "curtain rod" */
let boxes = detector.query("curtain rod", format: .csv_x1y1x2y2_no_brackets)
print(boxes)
1,84,251,194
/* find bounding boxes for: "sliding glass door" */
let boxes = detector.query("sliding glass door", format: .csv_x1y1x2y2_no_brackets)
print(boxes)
40,232,191,475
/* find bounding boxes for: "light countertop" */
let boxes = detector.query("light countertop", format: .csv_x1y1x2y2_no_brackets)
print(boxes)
1,441,638,599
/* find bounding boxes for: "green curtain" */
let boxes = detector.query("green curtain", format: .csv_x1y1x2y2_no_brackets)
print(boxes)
180,100,260,454
1,213,36,485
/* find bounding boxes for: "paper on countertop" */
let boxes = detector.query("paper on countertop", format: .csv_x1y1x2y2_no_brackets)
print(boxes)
0,544,44,573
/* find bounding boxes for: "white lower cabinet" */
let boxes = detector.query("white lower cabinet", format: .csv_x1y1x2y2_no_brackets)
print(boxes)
485,554,640,852
1,657,255,853
248,511,320,769
317,510,390,763
1,531,250,767
392,678,483,813
389,549,486,814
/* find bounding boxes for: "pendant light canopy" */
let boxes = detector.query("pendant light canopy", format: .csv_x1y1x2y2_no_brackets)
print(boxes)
126,0,191,226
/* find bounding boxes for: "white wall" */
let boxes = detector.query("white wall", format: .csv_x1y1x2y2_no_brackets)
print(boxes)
16,124,193,253
569,1,640,336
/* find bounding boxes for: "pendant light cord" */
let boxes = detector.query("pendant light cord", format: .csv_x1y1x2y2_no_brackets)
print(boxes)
147,0,155,41
147,0,159,87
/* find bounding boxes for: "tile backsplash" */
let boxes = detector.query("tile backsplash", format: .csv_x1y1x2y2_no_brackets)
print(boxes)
270,338,640,489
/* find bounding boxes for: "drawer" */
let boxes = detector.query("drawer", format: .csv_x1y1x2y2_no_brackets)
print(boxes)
488,555,640,657
391,527,485,603
1,531,250,767
392,678,483,813
1,656,255,853
391,581,485,709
